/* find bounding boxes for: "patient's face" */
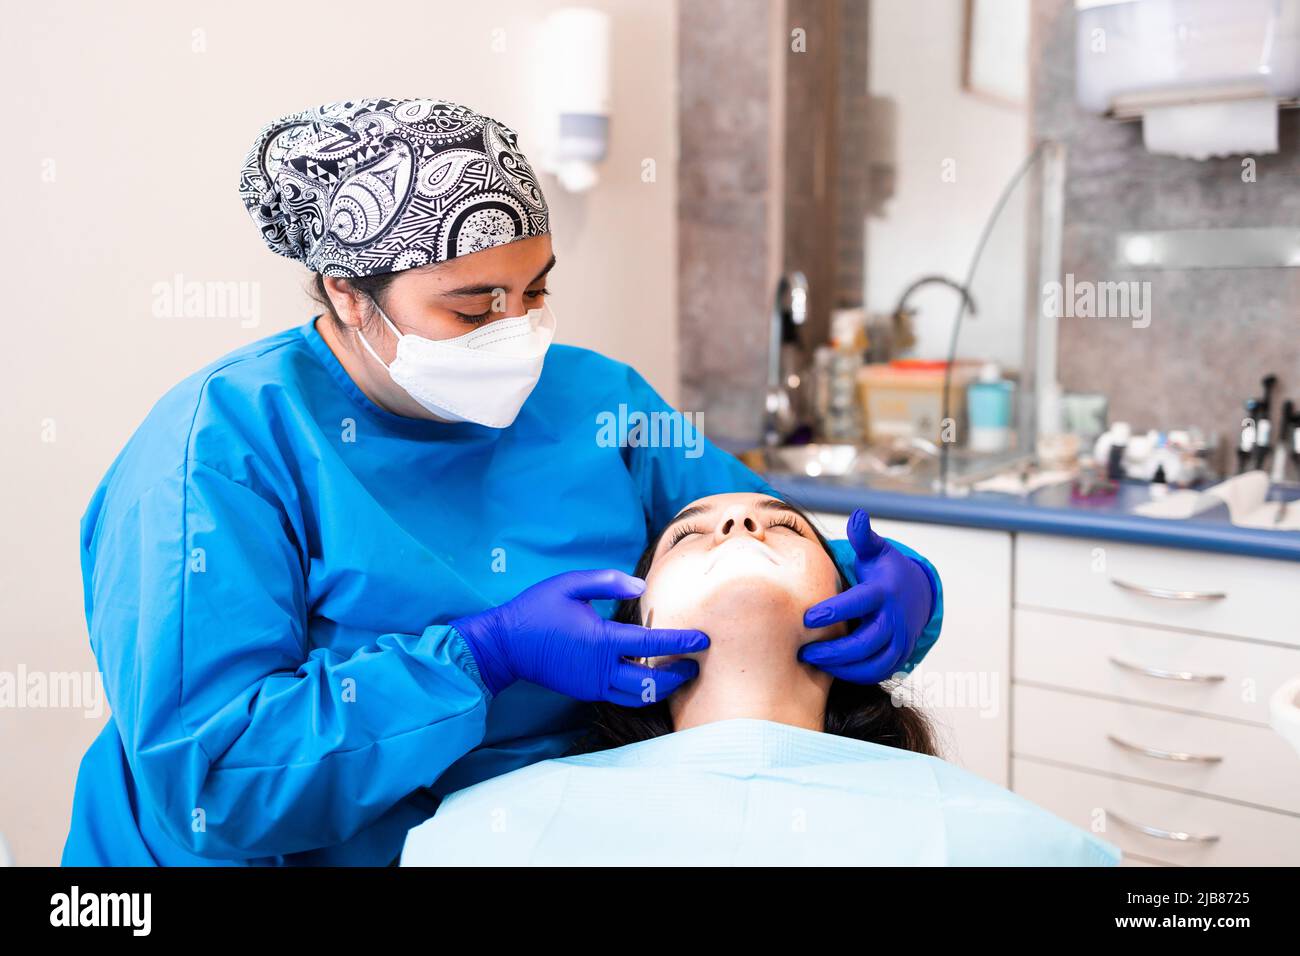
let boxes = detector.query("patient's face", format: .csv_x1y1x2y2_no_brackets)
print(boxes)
640,493,844,652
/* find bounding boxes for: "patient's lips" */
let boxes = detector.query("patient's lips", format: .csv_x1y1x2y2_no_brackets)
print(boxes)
704,537,781,575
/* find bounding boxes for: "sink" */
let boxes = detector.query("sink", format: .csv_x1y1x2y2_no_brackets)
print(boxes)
743,440,944,490
1134,471,1300,529
763,444,861,478
743,441,1035,495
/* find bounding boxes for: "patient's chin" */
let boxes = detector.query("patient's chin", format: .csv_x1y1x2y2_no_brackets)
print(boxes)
645,571,808,635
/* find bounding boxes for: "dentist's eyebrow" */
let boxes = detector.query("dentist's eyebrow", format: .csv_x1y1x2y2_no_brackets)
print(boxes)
440,254,558,298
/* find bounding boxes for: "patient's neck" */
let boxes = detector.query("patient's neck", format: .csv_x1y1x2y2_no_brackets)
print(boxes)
665,610,834,734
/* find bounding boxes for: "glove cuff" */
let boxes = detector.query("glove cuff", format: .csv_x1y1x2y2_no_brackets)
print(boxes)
905,556,938,628
450,614,514,698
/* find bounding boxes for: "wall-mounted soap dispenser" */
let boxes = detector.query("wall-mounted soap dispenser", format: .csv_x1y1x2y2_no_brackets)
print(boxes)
538,7,611,193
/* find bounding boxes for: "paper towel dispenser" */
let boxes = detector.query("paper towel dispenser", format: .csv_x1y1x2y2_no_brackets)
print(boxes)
1076,0,1300,158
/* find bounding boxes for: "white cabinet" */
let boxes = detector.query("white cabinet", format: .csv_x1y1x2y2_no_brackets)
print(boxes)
1015,533,1300,646
1014,683,1300,814
1014,607,1299,724
809,512,1012,787
1014,758,1300,866
805,506,1300,865
1010,533,1300,866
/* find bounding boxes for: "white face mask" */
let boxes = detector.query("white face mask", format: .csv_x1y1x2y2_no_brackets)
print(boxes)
356,298,556,428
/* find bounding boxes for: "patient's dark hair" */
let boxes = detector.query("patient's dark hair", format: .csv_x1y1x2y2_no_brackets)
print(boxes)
567,498,937,757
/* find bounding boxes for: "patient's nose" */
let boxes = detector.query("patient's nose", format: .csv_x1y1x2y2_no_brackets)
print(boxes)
713,503,765,543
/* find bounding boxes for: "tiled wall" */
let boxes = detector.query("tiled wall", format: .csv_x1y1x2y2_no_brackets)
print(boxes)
783,0,872,343
677,0,781,444
677,0,869,445
1031,0,1300,445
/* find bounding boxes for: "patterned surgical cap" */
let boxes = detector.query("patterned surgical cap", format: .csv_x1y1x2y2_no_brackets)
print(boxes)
239,97,550,277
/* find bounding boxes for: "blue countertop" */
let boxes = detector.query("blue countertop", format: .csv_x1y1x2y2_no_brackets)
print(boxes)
765,473,1300,563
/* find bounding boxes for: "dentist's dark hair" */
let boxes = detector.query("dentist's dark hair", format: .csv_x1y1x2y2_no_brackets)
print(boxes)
310,272,399,332
567,498,938,757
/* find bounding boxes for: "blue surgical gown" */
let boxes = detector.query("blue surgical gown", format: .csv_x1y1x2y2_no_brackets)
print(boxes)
62,317,945,866
402,719,1121,866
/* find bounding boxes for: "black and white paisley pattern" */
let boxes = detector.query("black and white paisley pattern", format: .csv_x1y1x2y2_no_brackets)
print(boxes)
239,97,549,276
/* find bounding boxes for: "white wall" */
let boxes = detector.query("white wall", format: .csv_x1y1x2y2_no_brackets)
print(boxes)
866,0,1029,371
0,0,678,865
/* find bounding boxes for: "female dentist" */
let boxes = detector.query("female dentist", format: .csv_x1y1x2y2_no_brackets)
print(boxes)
63,98,945,866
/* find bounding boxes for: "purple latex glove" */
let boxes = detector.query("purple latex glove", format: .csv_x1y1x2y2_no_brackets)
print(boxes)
799,509,935,684
451,569,708,705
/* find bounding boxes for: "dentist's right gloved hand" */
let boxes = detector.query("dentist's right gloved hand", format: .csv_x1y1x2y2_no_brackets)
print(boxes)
451,569,708,706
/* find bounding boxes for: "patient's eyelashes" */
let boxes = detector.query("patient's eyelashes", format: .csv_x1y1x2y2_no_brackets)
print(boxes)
667,523,701,548
667,515,805,549
766,515,807,537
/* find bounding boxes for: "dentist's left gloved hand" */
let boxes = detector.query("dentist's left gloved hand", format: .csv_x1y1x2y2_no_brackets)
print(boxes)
799,508,935,684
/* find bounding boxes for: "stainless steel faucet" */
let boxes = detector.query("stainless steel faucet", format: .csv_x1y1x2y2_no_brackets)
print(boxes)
764,271,809,446
890,274,978,353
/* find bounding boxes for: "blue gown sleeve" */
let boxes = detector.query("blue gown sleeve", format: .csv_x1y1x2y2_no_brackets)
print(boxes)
83,461,492,860
620,367,944,673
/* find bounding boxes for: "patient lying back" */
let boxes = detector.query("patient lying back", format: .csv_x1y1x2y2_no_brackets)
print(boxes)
402,494,1120,866
570,491,937,756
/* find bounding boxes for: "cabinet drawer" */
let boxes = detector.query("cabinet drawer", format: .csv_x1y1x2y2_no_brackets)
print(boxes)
1014,533,1300,646
1013,684,1300,814
1013,758,1300,866
1014,608,1300,724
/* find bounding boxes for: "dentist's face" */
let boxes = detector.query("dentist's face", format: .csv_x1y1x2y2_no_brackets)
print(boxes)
325,233,556,353
317,234,554,420
641,493,843,636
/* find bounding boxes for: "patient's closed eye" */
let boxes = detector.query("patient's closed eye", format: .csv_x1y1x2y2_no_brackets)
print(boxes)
766,515,806,536
668,524,701,548
668,514,805,548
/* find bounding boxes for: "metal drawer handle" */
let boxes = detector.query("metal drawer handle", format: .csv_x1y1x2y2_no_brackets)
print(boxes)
1106,809,1220,844
1108,656,1226,684
1107,733,1223,764
1109,577,1226,602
